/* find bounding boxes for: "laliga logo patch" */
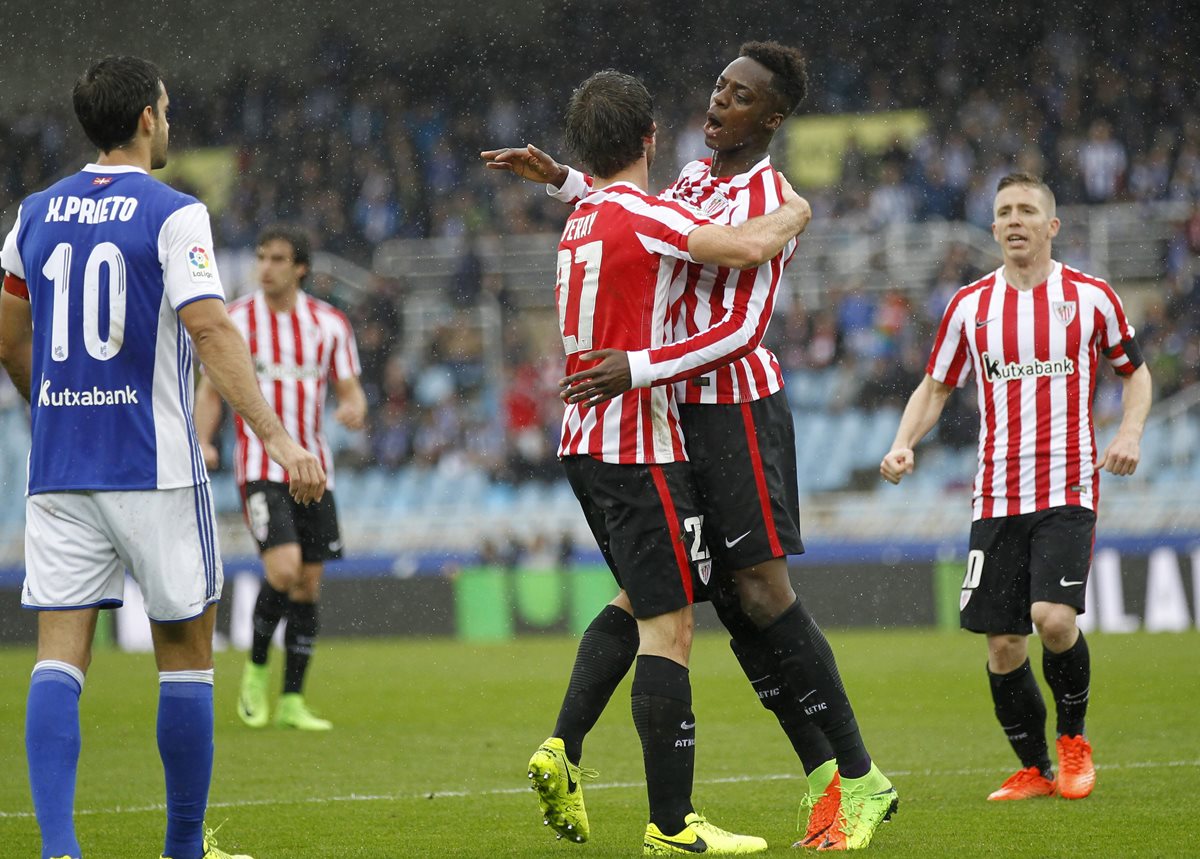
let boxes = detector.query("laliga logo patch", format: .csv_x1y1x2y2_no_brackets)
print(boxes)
187,246,214,282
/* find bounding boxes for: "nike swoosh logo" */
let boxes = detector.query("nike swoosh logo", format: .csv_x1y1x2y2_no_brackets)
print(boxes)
798,689,817,703
680,720,696,730
644,833,707,853
976,318,995,328
1059,577,1084,587
724,530,752,548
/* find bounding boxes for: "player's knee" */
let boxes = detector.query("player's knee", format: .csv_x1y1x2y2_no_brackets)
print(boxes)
1031,604,1078,650
987,634,1028,673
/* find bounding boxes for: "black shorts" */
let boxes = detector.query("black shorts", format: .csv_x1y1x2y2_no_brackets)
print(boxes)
241,480,344,564
561,456,712,620
677,389,805,577
960,505,1096,635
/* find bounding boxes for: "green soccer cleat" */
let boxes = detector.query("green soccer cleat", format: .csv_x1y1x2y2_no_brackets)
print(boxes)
527,737,598,843
236,662,270,728
644,813,768,855
818,764,898,851
161,824,253,858
274,693,332,730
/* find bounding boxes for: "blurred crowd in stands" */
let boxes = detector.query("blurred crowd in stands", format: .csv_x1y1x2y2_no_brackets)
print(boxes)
2,0,1199,488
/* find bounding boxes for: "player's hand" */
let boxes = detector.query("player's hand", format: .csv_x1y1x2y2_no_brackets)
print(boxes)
335,399,367,431
1095,432,1140,476
200,441,220,471
263,434,326,504
880,448,915,484
559,349,632,407
480,144,567,186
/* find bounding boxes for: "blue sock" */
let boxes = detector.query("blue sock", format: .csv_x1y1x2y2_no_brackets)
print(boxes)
158,672,214,859
26,660,84,859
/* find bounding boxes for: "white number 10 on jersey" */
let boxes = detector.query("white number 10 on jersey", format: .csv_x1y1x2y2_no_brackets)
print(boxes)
556,240,603,355
42,241,127,362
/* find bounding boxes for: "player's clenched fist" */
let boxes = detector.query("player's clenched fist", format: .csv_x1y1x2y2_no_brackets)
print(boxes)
263,435,326,504
880,448,915,484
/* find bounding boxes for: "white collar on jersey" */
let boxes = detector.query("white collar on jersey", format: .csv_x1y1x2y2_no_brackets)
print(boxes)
82,163,148,175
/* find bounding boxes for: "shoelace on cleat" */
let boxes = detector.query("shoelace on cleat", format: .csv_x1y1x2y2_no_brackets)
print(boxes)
1059,739,1088,769
1003,767,1049,790
798,787,838,840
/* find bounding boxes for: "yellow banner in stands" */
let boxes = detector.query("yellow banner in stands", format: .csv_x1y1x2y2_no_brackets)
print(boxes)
152,147,237,214
784,110,929,187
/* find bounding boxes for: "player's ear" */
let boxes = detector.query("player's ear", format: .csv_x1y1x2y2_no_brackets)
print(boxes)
763,111,784,132
1048,216,1061,239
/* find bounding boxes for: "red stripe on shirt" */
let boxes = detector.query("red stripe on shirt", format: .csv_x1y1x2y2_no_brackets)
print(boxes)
1062,276,1083,506
290,307,308,454
1033,288,1051,509
1002,285,1022,516
650,464,694,604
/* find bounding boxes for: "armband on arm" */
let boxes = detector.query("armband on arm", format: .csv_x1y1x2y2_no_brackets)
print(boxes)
3,273,29,300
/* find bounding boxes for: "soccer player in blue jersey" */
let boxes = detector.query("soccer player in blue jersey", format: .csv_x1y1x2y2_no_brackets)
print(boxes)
0,56,325,859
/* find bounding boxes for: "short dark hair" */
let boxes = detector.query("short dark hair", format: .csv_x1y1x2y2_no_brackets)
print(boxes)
564,70,654,179
73,56,163,152
739,41,808,115
257,224,312,270
996,172,1056,215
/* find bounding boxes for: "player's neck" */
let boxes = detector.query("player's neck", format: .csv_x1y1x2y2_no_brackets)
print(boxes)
710,144,769,178
592,159,649,192
1003,254,1055,291
94,145,151,173
263,288,300,313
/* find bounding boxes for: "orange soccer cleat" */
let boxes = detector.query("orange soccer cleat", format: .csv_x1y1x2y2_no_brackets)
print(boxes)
795,772,841,848
1055,735,1096,799
986,766,1056,801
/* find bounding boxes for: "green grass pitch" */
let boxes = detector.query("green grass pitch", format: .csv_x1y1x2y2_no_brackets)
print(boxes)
1,629,1197,857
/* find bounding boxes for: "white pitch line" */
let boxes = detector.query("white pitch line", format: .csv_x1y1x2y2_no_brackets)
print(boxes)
1,759,1197,820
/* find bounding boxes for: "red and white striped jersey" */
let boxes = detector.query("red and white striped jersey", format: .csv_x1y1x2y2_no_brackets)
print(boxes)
226,290,360,489
927,262,1139,520
556,182,709,464
553,157,796,404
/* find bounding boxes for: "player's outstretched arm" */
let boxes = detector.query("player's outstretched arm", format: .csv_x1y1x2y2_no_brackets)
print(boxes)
180,298,326,503
193,375,224,470
1095,363,1152,476
0,290,33,402
333,376,368,430
688,179,812,269
480,144,569,187
880,374,954,484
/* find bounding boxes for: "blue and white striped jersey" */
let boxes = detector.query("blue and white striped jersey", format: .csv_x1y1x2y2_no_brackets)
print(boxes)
1,163,226,493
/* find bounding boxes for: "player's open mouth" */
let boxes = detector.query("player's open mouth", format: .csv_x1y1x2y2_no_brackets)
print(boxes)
704,112,723,135
1006,234,1027,247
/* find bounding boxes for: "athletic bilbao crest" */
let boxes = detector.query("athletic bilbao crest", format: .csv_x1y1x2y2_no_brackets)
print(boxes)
1052,301,1077,326
698,559,712,585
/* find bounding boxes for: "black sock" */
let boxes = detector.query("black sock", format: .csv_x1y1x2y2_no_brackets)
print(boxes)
729,636,834,775
763,600,871,778
631,655,694,835
283,601,319,694
1042,632,1090,738
553,605,638,765
250,582,289,665
988,659,1051,775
